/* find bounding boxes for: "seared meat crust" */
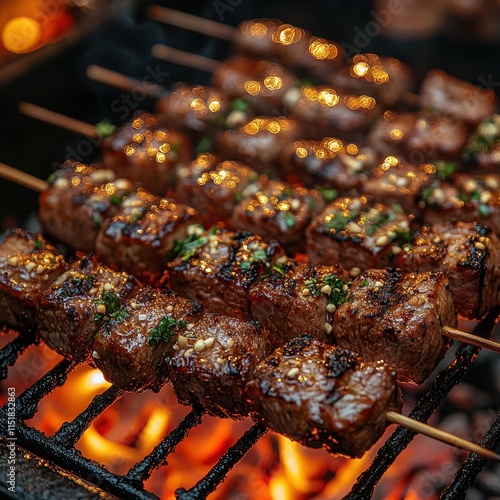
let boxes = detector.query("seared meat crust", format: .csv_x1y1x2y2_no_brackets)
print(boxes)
333,269,457,384
247,336,402,458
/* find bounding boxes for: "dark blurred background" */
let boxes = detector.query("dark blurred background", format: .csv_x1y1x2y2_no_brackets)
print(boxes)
1,0,500,228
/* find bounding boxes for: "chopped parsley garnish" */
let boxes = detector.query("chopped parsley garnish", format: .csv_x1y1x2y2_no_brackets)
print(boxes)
323,212,357,232
148,316,187,347
195,137,213,155
434,160,457,180
95,290,128,322
240,245,268,270
95,121,117,139
304,278,321,297
323,274,350,307
33,238,44,249
46,170,63,186
170,226,214,262
359,279,369,288
391,204,404,214
231,98,250,112
282,211,297,229
91,212,102,228
316,186,338,203
479,204,491,217
392,227,411,243
365,210,396,236
109,192,129,206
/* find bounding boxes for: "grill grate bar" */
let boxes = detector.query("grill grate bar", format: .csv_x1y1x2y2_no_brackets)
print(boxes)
440,409,500,499
7,422,156,500
175,423,268,500
51,384,123,447
343,306,500,500
0,334,36,381
126,408,204,485
0,358,75,422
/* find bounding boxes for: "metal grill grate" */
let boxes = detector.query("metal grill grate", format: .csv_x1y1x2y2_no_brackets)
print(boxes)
0,308,499,499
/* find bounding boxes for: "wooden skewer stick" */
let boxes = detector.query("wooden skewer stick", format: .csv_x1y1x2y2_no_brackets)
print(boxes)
387,411,500,462
152,44,220,73
19,102,99,139
0,162,47,193
12,109,500,356
86,65,165,100
148,5,235,41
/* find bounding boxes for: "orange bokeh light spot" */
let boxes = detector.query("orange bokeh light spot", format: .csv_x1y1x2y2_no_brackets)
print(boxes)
2,16,41,54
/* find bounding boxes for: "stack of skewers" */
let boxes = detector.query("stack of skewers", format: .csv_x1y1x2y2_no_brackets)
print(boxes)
2,6,500,464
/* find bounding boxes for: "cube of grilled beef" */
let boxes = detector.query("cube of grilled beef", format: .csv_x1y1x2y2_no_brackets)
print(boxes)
0,230,66,333
368,111,469,162
36,256,139,362
233,20,345,83
462,115,500,171
249,261,351,349
285,85,380,140
420,174,500,235
246,335,402,458
168,226,286,319
280,137,376,193
100,112,192,195
306,196,415,271
333,269,457,384
167,312,270,419
176,157,262,226
216,116,303,174
363,155,435,213
93,287,202,392
330,54,413,108
211,55,297,114
419,70,497,126
39,163,131,253
96,196,197,279
231,180,324,251
155,83,232,138
398,221,500,319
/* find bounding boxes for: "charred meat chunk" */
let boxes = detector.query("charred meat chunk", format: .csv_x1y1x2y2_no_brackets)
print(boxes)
420,174,500,235
286,85,380,140
176,158,261,226
363,155,436,213
368,110,469,162
462,114,500,170
168,226,285,319
280,137,376,193
306,196,414,271
93,287,201,392
167,312,269,419
95,197,198,278
419,70,497,126
234,20,345,82
333,269,457,384
398,221,500,319
36,256,139,362
155,83,231,137
211,55,297,114
39,163,129,253
231,180,323,251
249,262,351,348
0,230,66,333
100,112,192,195
247,335,402,458
330,54,413,108
216,116,303,174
